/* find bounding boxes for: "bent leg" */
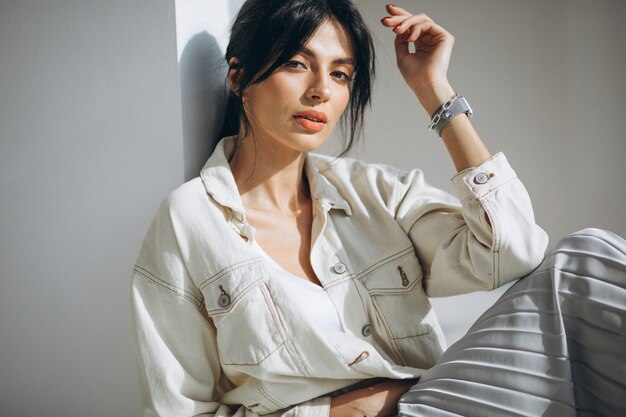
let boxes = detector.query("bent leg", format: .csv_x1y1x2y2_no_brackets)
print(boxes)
399,228,626,417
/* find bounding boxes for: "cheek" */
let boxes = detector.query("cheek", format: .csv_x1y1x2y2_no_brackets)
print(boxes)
248,84,289,122
334,88,351,117
269,74,301,98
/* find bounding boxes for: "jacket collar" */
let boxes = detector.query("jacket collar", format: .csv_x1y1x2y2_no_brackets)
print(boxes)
199,136,352,218
304,154,352,216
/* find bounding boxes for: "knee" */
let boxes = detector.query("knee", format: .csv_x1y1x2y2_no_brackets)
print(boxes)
570,228,620,242
540,228,626,286
553,228,625,255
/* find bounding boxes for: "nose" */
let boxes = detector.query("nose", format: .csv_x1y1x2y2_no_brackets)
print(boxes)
306,73,331,103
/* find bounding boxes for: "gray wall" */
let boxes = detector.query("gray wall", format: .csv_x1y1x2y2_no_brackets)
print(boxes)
338,0,626,244
0,0,624,416
328,0,626,343
0,1,182,416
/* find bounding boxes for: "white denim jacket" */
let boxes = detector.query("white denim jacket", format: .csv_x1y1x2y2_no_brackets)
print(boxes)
131,136,548,417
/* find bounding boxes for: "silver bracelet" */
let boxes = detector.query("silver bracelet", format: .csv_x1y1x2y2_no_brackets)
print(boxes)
428,93,473,136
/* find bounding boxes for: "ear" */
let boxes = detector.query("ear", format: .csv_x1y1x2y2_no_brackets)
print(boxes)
226,57,243,97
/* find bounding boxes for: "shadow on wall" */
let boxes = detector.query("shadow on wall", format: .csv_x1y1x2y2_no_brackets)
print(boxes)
179,31,229,182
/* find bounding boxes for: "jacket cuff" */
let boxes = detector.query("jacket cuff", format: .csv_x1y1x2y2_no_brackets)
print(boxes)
450,152,517,201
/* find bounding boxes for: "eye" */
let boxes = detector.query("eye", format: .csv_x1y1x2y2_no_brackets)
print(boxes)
331,70,353,82
283,60,306,70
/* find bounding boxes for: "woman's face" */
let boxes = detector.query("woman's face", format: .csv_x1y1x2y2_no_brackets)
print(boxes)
241,19,355,154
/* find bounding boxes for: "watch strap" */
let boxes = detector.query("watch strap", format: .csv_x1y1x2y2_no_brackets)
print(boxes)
428,94,473,136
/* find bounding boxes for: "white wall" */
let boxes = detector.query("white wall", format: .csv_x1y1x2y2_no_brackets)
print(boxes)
0,1,624,416
176,0,245,180
0,1,182,416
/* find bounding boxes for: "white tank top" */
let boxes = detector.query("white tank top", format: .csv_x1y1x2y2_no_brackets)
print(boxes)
252,240,343,332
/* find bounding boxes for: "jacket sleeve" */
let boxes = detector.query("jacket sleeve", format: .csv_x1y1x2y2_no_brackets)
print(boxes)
393,152,549,297
131,200,331,417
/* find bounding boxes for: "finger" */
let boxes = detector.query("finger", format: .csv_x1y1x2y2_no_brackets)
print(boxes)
380,13,428,28
380,15,402,27
391,13,434,35
406,21,453,45
404,24,430,44
385,4,412,17
394,32,410,61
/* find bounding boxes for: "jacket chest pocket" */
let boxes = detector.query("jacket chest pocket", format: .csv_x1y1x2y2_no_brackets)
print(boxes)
202,262,286,367
358,249,442,367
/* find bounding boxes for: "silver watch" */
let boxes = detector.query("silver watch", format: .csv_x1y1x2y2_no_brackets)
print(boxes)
428,93,473,136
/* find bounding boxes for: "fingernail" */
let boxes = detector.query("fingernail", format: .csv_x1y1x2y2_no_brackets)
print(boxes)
393,24,402,32
380,16,391,23
386,4,396,7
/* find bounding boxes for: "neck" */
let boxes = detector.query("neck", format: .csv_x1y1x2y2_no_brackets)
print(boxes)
229,134,310,215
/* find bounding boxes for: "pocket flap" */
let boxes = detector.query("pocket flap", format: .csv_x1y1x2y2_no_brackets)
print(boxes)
358,248,423,294
201,259,267,315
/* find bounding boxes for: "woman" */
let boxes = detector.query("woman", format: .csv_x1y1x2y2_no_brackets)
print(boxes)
131,1,626,416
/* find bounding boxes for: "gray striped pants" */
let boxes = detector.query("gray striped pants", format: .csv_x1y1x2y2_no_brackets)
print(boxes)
399,228,626,417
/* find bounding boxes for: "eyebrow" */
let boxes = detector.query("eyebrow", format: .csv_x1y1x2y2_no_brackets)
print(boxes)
299,47,355,67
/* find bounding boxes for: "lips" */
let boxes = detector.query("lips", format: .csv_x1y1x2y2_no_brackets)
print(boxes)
293,110,328,123
293,110,328,132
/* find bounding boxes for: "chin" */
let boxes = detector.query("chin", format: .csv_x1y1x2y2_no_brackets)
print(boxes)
291,133,330,153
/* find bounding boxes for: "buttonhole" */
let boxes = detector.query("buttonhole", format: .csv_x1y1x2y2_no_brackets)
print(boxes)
488,172,495,179
348,351,370,366
219,285,227,296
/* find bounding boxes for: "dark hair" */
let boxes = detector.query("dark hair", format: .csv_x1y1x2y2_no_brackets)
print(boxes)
220,0,375,157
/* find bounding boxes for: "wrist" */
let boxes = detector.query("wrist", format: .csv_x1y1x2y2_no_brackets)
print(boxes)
412,79,455,115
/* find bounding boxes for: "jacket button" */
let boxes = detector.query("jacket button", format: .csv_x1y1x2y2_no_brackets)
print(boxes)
473,172,489,184
361,324,373,337
218,293,231,308
333,262,347,274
